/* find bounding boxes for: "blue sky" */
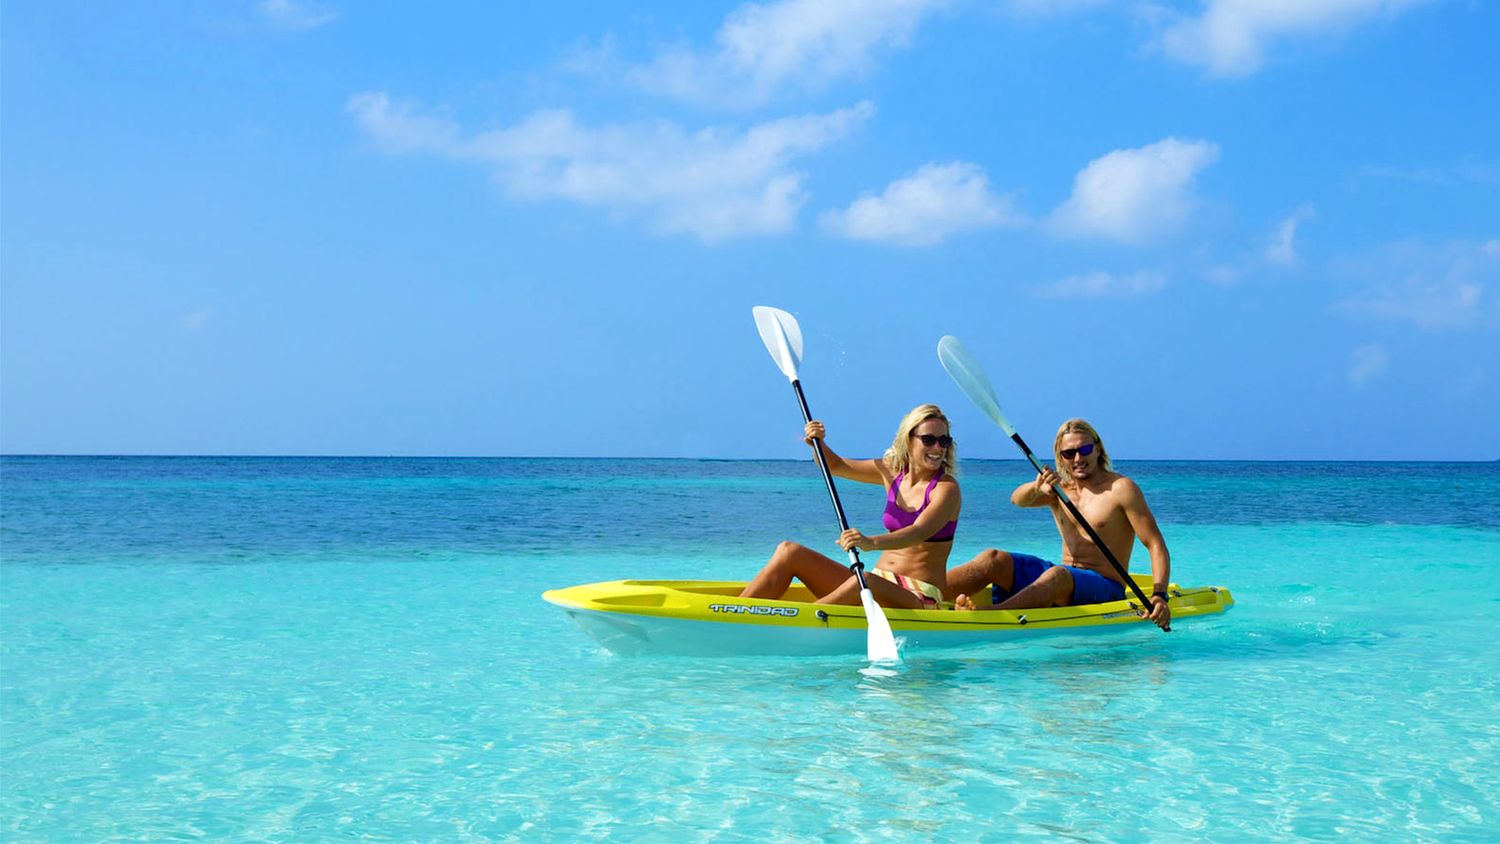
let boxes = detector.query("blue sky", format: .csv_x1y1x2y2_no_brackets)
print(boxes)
2,1,1496,460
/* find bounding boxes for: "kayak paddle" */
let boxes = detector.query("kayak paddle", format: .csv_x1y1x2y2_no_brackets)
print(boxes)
936,335,1168,631
753,306,901,662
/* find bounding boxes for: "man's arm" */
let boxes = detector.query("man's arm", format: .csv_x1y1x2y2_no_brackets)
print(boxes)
1119,477,1172,629
1118,477,1169,588
1011,467,1060,508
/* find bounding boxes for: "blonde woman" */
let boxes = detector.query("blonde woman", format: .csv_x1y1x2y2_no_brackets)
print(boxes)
740,404,961,609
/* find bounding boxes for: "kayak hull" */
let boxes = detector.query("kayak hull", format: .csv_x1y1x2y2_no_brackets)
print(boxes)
543,578,1234,656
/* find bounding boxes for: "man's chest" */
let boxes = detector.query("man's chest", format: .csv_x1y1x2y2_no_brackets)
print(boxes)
1069,489,1125,530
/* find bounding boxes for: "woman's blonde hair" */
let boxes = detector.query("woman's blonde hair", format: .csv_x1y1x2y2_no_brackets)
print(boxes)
884,404,958,476
1053,418,1111,473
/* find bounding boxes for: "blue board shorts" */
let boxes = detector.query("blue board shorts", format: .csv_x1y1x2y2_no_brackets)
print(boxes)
991,553,1127,606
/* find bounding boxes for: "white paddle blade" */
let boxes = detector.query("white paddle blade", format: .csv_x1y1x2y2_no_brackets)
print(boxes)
860,588,901,662
753,306,803,382
937,335,1017,437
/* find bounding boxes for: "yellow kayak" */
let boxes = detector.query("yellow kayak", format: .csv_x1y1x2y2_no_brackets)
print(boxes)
543,576,1234,656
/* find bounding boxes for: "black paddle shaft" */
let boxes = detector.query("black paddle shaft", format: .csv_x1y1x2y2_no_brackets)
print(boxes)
1010,432,1169,631
790,380,870,587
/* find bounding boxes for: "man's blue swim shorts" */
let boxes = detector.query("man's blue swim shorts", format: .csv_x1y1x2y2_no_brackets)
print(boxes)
991,552,1127,606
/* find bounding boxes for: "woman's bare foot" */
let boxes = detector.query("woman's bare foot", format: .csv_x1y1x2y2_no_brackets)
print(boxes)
954,593,976,610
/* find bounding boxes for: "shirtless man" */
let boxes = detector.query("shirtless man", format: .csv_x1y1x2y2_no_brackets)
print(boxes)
946,418,1172,630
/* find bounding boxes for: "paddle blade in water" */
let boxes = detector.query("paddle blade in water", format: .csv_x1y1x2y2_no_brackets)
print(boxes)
860,588,901,662
937,335,1016,436
753,306,804,382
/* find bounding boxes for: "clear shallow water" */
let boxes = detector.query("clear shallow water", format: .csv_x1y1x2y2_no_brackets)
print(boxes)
3,457,1498,841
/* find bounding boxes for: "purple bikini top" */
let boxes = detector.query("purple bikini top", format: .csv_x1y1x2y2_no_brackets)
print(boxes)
882,470,957,542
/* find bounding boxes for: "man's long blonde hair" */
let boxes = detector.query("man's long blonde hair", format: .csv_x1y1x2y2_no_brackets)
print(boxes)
1053,418,1111,473
884,404,958,476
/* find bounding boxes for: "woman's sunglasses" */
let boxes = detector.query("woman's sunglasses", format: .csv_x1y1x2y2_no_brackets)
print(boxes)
1060,443,1096,460
913,434,954,448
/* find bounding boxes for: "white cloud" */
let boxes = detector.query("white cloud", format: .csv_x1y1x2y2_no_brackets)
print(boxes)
1202,264,1240,286
1445,367,1485,399
1049,138,1219,244
183,309,212,332
348,92,874,241
1156,0,1429,77
1356,158,1500,189
626,0,948,108
1334,240,1495,331
259,0,337,31
1348,343,1388,385
820,162,1022,246
348,95,463,156
1341,280,1482,330
1266,205,1315,266
1002,0,1109,15
1034,270,1167,299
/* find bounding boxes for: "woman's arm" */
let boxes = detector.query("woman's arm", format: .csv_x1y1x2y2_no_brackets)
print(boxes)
840,481,960,551
805,420,887,486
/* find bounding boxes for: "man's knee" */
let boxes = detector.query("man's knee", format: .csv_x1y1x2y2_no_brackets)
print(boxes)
980,548,1013,575
1036,566,1073,602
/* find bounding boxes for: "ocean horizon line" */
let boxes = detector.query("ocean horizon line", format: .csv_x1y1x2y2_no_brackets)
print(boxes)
2,453,1497,465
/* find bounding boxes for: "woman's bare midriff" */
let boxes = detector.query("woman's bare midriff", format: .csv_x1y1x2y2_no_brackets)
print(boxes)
873,544,952,590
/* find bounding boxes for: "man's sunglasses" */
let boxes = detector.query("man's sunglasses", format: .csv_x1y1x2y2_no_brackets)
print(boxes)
1060,443,1096,460
913,434,954,448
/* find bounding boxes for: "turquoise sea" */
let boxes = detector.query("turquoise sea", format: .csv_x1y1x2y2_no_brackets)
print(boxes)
3,456,1498,841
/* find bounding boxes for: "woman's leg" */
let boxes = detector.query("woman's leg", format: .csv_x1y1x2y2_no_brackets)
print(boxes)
739,541,856,599
815,571,928,609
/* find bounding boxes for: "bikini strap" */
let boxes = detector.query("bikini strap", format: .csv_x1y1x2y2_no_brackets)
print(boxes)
921,470,944,507
888,471,906,503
